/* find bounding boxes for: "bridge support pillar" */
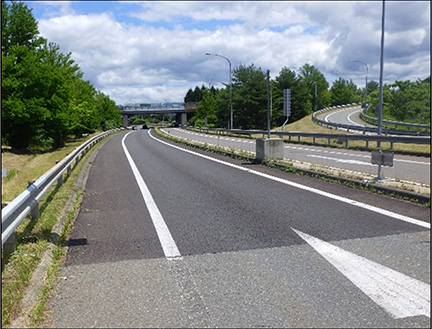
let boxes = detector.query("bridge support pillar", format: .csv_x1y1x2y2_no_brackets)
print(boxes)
176,113,187,126
122,115,129,128
181,113,187,126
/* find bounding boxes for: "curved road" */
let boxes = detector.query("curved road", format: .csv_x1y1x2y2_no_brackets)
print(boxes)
164,128,430,185
316,106,376,128
45,129,430,328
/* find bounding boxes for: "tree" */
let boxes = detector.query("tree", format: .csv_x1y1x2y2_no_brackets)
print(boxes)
95,91,122,131
329,78,362,106
1,1,121,149
389,79,430,123
184,88,194,103
214,88,230,128
232,64,267,129
1,1,47,148
191,89,218,127
298,63,330,111
366,78,430,124
273,67,312,124
1,1,43,56
193,86,203,102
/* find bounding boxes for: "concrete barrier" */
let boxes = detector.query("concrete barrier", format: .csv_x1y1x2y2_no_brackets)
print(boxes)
256,138,284,162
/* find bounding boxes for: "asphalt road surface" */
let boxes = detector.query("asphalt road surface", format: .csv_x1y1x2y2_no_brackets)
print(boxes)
315,106,376,128
164,127,430,185
45,129,430,328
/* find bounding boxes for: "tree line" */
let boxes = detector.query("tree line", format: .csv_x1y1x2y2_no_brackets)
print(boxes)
185,64,430,129
1,1,121,150
367,77,431,124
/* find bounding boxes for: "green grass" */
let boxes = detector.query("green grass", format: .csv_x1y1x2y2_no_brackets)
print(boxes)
1,132,108,328
1,132,99,202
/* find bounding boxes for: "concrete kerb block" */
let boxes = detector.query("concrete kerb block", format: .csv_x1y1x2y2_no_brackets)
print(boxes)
256,138,284,163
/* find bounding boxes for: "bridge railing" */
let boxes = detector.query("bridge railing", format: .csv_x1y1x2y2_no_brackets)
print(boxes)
122,102,199,112
2,128,122,252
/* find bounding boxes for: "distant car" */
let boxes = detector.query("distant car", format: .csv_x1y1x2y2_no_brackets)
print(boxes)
142,124,148,129
171,121,179,127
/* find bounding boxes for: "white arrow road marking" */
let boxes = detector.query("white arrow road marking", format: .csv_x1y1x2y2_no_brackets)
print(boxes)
292,228,430,319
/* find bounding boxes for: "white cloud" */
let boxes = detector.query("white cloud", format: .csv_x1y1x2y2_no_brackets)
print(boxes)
33,1,75,17
34,1,430,105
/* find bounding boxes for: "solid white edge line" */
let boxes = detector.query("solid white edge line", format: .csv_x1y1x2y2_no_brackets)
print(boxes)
122,132,182,259
347,109,364,127
150,129,430,229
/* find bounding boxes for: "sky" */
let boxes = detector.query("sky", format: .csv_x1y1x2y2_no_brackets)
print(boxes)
23,1,430,106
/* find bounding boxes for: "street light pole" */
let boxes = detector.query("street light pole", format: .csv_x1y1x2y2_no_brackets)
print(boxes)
377,0,386,144
313,82,317,112
350,60,368,106
206,53,233,129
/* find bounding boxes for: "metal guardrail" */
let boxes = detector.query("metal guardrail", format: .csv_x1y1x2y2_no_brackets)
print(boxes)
2,128,122,247
189,127,430,149
360,110,431,133
312,104,430,136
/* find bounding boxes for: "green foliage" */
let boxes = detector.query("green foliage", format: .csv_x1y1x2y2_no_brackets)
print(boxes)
273,67,312,124
232,63,267,129
193,89,218,127
298,63,331,110
367,77,430,124
184,85,207,102
1,1,121,150
330,78,363,106
183,59,427,129
214,87,230,128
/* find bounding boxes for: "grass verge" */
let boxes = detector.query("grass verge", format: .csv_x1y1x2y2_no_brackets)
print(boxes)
1,132,100,202
1,132,108,328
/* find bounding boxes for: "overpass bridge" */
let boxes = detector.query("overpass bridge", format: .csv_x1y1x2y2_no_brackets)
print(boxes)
121,102,198,127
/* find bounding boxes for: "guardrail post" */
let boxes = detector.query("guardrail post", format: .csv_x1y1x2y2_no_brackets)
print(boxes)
27,180,40,220
57,173,63,186
30,202,40,220
3,232,16,258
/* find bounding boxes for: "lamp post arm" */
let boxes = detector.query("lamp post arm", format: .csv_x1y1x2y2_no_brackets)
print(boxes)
206,52,233,129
